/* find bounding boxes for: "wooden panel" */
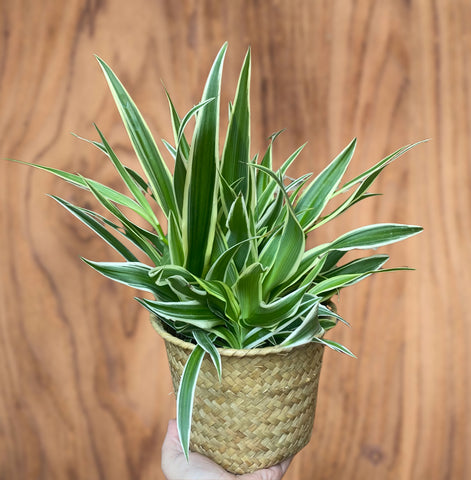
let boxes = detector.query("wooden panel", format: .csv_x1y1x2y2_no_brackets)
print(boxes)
1,1,469,479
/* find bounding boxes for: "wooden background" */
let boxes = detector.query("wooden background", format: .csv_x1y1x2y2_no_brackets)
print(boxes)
1,1,469,479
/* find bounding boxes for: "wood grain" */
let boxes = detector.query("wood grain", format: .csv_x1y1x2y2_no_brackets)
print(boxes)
1,1,469,479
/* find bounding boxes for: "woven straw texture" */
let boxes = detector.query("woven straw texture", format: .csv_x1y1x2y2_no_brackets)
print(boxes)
151,318,324,474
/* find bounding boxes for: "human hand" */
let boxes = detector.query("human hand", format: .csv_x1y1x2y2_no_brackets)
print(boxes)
161,419,292,480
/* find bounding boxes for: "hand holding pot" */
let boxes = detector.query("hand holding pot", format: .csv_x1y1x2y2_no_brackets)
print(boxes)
162,419,292,480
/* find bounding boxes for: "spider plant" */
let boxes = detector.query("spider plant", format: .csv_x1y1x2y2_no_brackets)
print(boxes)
12,43,423,459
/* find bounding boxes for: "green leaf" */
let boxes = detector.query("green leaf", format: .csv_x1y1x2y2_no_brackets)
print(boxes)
268,294,317,334
279,143,307,177
50,195,138,262
256,189,284,232
315,154,420,230
242,285,308,328
176,345,206,460
255,130,284,196
164,87,191,160
272,252,326,300
71,132,108,154
10,159,145,216
149,265,195,286
136,298,223,329
226,195,255,271
262,208,305,297
335,140,428,196
318,303,349,326
206,224,238,285
275,248,325,295
309,274,364,296
317,266,415,299
251,164,306,296
319,319,337,331
170,97,217,215
166,275,207,302
73,204,166,259
298,255,328,289
305,223,423,261
329,224,423,252
162,139,177,159
168,211,184,266
81,177,162,265
221,47,251,199
321,250,347,272
324,255,389,276
217,171,239,226
195,278,241,324
96,56,178,217
81,260,175,300
241,327,274,349
287,173,312,202
208,326,240,349
280,301,322,347
182,43,227,276
255,144,305,219
309,171,382,232
206,234,260,283
296,138,356,230
313,337,356,357
234,263,264,321
256,142,273,196
177,98,216,146
245,153,258,216
124,167,154,198
193,331,222,380
94,124,163,234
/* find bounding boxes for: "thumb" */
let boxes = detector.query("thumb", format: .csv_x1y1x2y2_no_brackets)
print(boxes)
238,457,292,480
161,419,185,459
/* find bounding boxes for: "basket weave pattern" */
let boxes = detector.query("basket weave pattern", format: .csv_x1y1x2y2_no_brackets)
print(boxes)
153,319,324,474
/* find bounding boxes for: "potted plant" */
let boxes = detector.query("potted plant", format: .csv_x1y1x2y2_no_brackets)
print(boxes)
14,43,422,474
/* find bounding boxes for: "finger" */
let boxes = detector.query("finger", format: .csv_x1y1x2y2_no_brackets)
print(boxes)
267,456,293,479
240,456,293,480
166,419,179,440
161,419,184,459
277,456,293,475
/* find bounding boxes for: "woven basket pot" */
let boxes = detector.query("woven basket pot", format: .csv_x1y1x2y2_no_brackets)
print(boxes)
151,317,324,475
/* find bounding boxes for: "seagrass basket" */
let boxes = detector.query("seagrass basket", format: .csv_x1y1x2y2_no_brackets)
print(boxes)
151,317,324,474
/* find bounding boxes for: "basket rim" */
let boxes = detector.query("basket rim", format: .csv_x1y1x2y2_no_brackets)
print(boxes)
150,315,323,358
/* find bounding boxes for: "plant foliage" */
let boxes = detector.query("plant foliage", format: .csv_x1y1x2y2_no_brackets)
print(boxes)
13,43,423,458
